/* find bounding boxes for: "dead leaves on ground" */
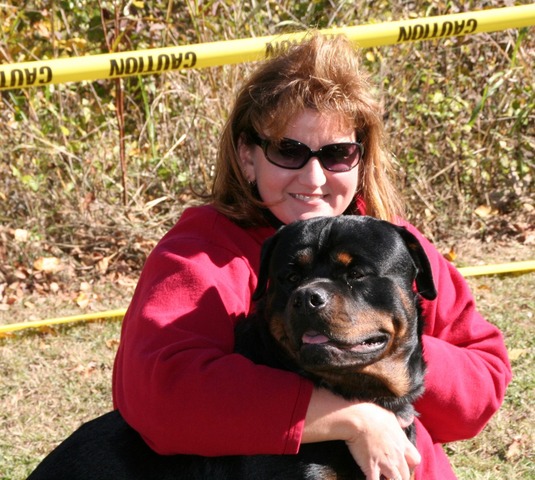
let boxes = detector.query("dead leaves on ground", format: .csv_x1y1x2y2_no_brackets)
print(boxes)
473,202,535,245
505,433,533,462
0,225,150,315
441,204,534,267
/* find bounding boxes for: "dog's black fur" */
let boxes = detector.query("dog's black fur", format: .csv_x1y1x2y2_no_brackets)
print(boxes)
28,216,436,480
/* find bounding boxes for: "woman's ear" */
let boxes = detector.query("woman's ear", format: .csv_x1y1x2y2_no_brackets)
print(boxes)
237,134,256,183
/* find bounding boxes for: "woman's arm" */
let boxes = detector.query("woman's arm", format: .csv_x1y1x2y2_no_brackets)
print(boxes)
403,224,512,443
113,214,314,456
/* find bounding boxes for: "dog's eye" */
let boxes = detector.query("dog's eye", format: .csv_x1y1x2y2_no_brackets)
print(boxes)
286,272,301,284
348,270,367,280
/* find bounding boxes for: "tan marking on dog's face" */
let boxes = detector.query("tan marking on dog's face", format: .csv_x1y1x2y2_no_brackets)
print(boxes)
319,295,395,344
335,251,353,266
389,286,419,355
295,248,313,267
268,312,298,360
396,284,417,320
360,356,412,397
332,287,415,345
352,295,415,397
302,294,415,396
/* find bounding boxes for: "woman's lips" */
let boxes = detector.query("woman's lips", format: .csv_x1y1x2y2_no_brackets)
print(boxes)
290,193,326,202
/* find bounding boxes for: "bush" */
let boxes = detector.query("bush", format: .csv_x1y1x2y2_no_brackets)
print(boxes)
1,0,533,276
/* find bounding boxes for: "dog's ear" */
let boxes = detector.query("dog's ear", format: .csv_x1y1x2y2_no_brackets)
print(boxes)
395,226,437,300
252,229,282,301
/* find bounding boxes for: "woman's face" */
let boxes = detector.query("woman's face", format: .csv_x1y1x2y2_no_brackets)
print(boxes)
239,109,360,225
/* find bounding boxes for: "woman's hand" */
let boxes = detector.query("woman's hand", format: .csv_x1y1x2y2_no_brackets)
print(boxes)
302,388,420,480
343,402,419,480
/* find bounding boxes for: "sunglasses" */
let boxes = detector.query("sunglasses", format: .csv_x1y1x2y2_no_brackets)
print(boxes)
250,131,363,172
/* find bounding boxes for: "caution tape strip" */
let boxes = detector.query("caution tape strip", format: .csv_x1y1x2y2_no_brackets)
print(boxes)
1,4,534,90
457,259,535,278
0,309,127,337
0,260,533,337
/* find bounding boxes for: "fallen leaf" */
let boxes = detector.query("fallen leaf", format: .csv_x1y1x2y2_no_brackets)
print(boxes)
70,361,98,377
6,296,17,305
33,257,63,273
508,348,529,361
474,205,494,218
365,51,376,62
75,291,90,308
97,256,110,274
444,247,457,262
506,436,523,460
14,229,29,242
106,338,120,350
38,325,58,336
13,269,28,280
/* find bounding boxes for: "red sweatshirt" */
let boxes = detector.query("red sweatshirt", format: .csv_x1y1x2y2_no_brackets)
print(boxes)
112,205,511,479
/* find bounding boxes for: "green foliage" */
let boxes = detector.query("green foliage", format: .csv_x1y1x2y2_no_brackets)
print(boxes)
1,0,533,241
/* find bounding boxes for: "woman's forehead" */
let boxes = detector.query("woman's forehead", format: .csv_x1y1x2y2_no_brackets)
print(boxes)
258,108,356,140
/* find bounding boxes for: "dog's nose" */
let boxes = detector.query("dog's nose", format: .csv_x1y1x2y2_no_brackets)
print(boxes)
293,288,328,311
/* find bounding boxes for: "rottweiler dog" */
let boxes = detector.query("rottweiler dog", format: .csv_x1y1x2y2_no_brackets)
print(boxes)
28,215,437,480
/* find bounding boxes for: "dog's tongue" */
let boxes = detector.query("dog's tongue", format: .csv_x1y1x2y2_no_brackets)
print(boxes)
302,331,330,345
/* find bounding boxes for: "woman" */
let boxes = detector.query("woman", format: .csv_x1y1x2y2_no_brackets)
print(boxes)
112,33,511,480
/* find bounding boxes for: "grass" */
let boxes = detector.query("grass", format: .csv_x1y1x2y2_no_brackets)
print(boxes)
1,242,534,479
0,322,121,479
447,274,534,479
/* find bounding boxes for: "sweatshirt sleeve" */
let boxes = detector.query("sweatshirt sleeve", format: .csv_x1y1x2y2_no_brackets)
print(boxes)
112,221,313,456
405,224,512,444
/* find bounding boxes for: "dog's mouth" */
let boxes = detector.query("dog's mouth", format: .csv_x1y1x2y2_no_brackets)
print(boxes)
301,330,389,354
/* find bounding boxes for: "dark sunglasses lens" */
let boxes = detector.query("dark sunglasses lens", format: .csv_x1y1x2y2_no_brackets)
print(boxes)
263,136,362,171
321,144,360,171
268,140,309,168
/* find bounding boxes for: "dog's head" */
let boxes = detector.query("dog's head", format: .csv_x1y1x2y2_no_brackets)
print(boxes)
253,216,436,401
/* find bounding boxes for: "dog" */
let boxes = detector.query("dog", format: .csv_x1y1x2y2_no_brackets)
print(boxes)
28,215,436,480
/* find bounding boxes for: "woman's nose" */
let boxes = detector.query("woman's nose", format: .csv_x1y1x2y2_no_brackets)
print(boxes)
299,157,327,186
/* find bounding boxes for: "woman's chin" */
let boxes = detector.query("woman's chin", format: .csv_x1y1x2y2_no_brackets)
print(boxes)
278,210,338,224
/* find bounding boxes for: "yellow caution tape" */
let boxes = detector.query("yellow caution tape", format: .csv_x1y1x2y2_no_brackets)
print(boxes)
0,308,126,337
457,260,535,278
0,261,533,337
1,5,534,90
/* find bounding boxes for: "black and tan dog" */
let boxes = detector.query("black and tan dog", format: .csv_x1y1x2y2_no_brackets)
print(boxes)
28,215,436,480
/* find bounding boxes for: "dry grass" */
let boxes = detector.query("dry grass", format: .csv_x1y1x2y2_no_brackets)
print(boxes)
447,250,534,478
0,281,131,480
0,321,121,479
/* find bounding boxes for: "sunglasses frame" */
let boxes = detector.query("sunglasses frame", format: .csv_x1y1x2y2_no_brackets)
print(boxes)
250,131,364,172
